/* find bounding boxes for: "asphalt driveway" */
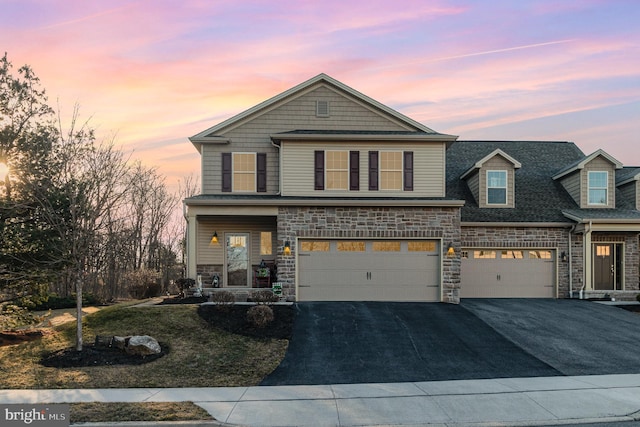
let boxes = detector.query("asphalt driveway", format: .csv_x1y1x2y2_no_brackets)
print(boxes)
261,300,640,386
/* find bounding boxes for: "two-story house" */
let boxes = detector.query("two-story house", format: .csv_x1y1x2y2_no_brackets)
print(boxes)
184,74,640,302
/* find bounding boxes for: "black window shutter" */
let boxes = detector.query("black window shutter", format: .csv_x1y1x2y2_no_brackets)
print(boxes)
221,153,232,192
349,151,359,191
369,151,378,191
257,153,267,192
314,151,325,190
404,151,414,191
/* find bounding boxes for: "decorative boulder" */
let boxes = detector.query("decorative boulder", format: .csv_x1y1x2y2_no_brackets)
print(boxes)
125,335,161,356
113,335,127,350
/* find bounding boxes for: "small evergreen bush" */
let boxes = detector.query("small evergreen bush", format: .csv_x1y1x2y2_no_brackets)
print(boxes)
246,305,274,328
250,290,279,304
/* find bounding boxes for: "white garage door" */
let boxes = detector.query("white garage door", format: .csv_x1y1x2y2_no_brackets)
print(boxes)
297,240,440,301
460,249,556,298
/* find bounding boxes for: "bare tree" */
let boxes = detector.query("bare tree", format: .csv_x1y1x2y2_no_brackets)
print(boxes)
33,106,130,350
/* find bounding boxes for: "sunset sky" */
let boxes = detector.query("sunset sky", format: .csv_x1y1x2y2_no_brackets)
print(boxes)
2,0,639,191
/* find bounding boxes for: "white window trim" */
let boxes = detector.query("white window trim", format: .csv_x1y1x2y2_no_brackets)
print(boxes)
588,171,608,206
486,170,508,205
379,150,403,191
232,152,256,193
325,150,349,191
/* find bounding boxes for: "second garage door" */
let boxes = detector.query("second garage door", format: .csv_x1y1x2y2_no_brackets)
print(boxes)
297,239,440,301
460,249,556,298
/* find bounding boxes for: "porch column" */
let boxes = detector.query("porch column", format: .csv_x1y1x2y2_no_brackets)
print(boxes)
186,210,198,278
584,225,592,291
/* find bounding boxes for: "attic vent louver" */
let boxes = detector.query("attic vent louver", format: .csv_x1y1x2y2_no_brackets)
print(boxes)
316,100,329,117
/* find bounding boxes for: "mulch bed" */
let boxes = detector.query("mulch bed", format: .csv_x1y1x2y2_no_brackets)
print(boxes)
40,344,168,368
197,304,295,339
0,329,51,347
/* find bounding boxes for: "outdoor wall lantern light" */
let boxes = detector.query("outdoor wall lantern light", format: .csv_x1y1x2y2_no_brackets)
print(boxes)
560,251,568,262
446,243,455,257
210,231,219,245
284,241,291,256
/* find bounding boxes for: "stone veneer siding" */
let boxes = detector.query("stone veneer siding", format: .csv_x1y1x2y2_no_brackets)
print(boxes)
276,206,461,302
461,226,572,297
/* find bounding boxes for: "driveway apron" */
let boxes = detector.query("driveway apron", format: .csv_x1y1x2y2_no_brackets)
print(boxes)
261,302,560,386
461,298,640,376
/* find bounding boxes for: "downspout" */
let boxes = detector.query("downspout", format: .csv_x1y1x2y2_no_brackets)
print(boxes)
568,225,576,298
580,221,593,299
271,140,282,196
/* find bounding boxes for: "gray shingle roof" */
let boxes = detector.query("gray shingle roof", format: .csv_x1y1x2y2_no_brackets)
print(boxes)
447,141,640,223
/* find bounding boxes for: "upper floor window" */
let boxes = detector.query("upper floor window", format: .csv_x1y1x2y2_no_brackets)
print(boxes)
588,171,608,205
221,152,267,193
380,152,403,190
487,170,507,205
233,153,256,192
325,151,349,190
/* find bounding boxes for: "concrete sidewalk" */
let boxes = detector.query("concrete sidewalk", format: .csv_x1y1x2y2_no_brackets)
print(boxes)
2,374,640,426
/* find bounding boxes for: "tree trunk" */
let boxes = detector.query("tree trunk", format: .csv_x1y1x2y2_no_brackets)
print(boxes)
75,276,83,351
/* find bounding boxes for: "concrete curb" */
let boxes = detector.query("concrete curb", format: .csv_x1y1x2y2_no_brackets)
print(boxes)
71,420,242,427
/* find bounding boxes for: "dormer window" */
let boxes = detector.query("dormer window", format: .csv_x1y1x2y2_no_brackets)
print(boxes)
588,171,608,205
487,170,507,205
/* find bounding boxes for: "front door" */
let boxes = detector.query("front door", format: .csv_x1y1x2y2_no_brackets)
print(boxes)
226,233,250,286
593,243,622,290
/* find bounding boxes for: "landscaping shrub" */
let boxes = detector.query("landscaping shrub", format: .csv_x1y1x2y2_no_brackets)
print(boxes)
210,291,235,311
246,305,274,328
0,304,38,330
637,294,640,303
249,290,279,304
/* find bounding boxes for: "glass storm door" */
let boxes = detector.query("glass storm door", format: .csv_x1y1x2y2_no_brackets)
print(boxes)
226,233,250,286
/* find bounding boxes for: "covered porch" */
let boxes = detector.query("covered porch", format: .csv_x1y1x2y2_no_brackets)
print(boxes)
185,203,282,293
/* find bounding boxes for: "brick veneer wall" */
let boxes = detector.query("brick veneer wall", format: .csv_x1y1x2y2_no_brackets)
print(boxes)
277,206,462,302
461,226,572,297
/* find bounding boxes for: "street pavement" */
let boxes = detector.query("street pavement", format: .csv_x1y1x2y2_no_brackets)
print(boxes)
2,374,640,426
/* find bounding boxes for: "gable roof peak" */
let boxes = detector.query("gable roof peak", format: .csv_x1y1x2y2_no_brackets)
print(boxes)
189,73,456,150
460,148,522,179
553,148,623,180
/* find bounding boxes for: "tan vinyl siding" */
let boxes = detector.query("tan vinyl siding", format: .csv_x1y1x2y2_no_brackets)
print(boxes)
560,172,581,205
478,156,515,208
467,172,480,204
200,85,414,195
281,141,445,197
196,217,277,265
581,157,616,208
618,182,638,210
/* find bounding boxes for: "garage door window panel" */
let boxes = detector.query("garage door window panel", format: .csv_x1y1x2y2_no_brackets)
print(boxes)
474,250,497,259
337,241,366,252
408,241,437,252
300,241,330,252
502,250,524,259
373,241,401,251
530,250,552,259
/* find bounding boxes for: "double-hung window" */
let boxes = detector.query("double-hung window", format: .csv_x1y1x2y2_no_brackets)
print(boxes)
588,171,608,205
325,151,349,190
487,170,507,205
380,151,403,190
221,152,267,193
233,153,256,192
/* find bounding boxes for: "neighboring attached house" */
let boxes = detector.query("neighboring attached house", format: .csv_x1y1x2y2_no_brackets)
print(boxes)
184,73,640,302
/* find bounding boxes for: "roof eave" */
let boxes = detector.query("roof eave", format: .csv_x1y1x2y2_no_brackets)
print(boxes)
185,197,466,208
270,133,458,143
